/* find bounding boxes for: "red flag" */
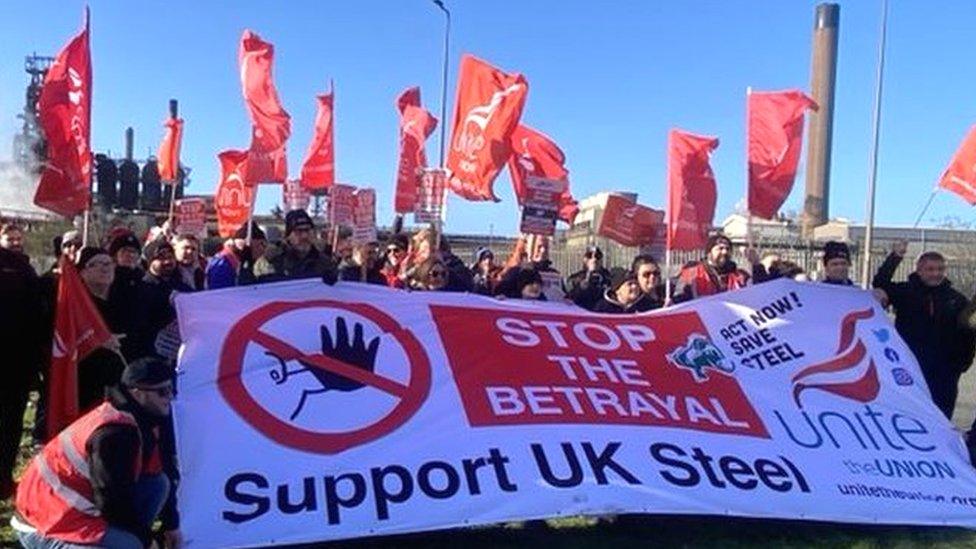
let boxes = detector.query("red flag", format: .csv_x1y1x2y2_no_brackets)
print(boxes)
598,194,665,247
215,150,255,237
394,87,438,213
446,55,528,201
47,257,112,436
508,124,579,224
34,10,92,217
301,88,336,190
239,30,290,184
157,117,184,182
938,126,976,205
747,90,817,219
667,129,720,251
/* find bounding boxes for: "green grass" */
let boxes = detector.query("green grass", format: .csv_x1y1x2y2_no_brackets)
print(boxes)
5,374,976,549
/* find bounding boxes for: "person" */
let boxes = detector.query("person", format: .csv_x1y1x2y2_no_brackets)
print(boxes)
872,240,975,419
515,268,547,301
0,224,43,500
13,357,181,549
594,269,644,314
74,247,128,411
108,229,144,286
135,240,190,361
565,246,612,310
471,247,499,296
171,234,205,291
438,237,474,292
255,209,338,284
0,222,25,254
821,241,854,285
674,234,750,302
379,234,409,289
206,222,268,290
338,242,385,285
630,254,665,312
410,258,450,291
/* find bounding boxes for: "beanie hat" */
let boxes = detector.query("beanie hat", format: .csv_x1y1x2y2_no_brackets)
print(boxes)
233,221,267,241
142,239,174,262
285,209,314,236
516,268,543,292
122,357,173,387
474,246,494,264
107,231,141,257
609,267,637,293
706,233,732,252
61,230,82,248
387,233,409,251
823,241,851,264
76,246,110,269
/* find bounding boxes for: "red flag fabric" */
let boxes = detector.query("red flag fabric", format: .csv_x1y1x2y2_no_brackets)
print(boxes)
239,30,290,185
747,90,817,219
394,87,438,213
47,257,112,436
508,124,579,224
938,126,976,205
157,117,184,182
215,150,255,237
34,11,92,217
446,55,528,201
598,194,665,247
667,129,720,251
301,89,336,190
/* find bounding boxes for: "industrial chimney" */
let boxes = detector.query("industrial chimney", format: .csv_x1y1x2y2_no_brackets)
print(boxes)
802,3,839,238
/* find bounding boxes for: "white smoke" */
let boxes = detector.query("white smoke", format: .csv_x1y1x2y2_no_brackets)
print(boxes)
0,160,58,221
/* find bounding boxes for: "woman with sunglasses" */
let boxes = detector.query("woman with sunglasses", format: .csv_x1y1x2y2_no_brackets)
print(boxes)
412,258,451,291
630,254,666,312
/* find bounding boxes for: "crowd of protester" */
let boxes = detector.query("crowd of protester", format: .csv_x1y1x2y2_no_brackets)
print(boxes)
2,209,976,547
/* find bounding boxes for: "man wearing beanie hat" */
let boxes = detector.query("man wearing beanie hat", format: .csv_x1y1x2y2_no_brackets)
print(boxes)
206,221,268,290
821,241,853,285
674,233,750,302
594,268,644,314
470,246,499,296
565,245,613,310
255,208,338,284
14,357,181,548
133,240,190,360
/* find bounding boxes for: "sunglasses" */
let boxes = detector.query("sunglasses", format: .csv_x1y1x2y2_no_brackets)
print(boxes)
134,385,174,397
585,253,603,260
641,271,662,277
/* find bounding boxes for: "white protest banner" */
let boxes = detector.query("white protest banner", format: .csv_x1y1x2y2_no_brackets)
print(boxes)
519,176,565,236
283,179,311,213
175,279,976,548
328,184,356,228
173,197,207,239
415,168,446,224
352,188,377,245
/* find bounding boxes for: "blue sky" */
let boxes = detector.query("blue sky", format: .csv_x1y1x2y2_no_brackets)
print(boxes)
1,1,975,235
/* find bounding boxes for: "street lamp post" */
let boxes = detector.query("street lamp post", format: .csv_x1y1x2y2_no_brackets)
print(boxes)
433,0,451,168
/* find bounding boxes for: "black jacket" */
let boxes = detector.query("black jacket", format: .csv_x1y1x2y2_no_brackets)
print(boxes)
87,386,179,544
338,261,386,285
133,271,190,360
873,253,975,375
256,243,338,284
565,267,612,311
0,248,43,380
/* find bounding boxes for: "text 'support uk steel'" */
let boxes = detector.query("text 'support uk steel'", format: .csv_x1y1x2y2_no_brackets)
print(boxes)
174,279,976,548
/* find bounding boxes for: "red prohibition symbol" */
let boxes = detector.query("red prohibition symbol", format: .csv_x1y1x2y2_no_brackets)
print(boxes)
218,299,432,454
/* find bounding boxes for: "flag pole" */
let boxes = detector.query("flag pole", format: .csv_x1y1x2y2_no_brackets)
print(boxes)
664,132,673,307
165,99,180,230
433,0,451,168
859,0,889,288
912,186,939,228
745,87,755,252
82,6,92,248
81,209,90,247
